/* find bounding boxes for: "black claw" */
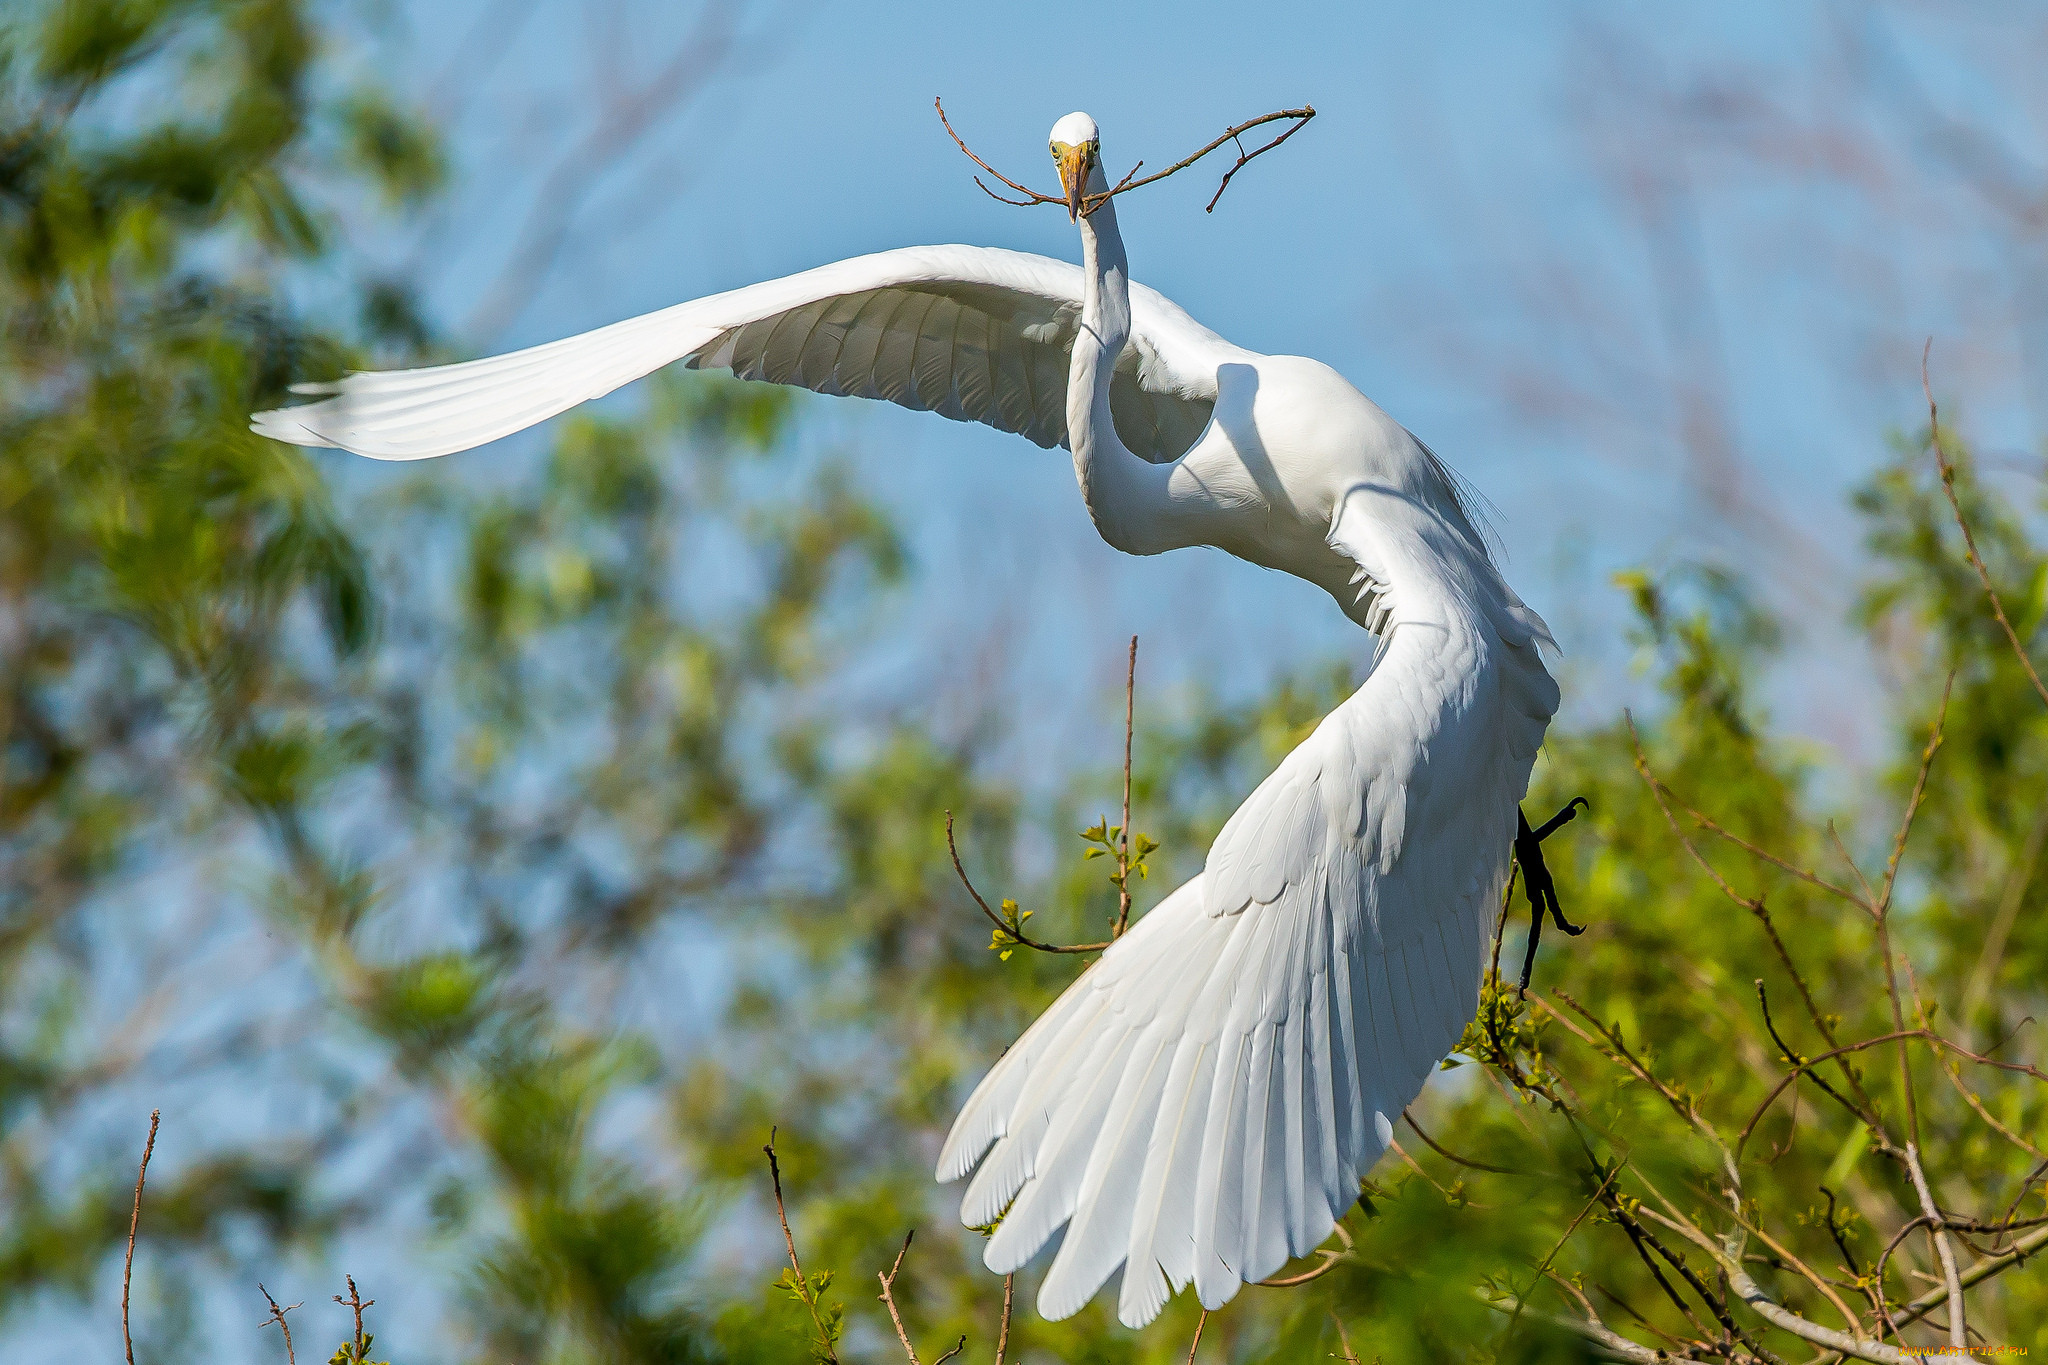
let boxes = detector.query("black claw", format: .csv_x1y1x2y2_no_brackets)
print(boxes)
1512,798,1591,993
1533,795,1590,842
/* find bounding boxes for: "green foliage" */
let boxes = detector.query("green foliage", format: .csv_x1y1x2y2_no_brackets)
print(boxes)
3,0,2043,1361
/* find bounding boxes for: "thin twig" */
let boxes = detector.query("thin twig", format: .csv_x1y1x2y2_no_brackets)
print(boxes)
878,1232,952,1365
332,1275,373,1364
1960,802,2048,1029
995,1273,1013,1365
1629,715,1880,1117
1185,1307,1208,1363
1258,1220,1354,1286
1402,1108,1523,1174
1508,1170,1617,1341
1329,1311,1362,1364
1886,1221,2048,1337
1116,635,1137,937
1826,821,1882,909
1128,109,1317,213
764,1128,840,1363
123,1109,159,1365
1737,1030,1928,1159
1869,679,1965,1347
1818,1187,1869,1282
1938,1050,2046,1159
1478,1288,1667,1363
1874,673,1951,930
935,99,1316,217
946,810,1109,955
258,1286,302,1365
1923,339,2048,708
1666,795,1865,909
1755,981,1871,1140
934,98,1066,207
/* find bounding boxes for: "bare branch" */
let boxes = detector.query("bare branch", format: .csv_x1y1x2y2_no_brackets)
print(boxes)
1923,340,2048,708
877,1231,957,1365
258,1286,302,1365
1478,1289,1669,1363
994,1274,1013,1365
1630,714,1881,1114
332,1275,374,1365
123,1109,159,1365
1664,793,1865,909
1919,984,2048,1178
934,100,1316,218
1508,1170,1618,1343
1754,980,1878,1140
1110,108,1319,214
1115,635,1137,937
1865,678,1964,1346
1887,1222,2048,1338
1258,1220,1354,1287
945,810,1108,955
1874,673,1951,929
1737,1030,1926,1159
1402,1107,1524,1175
1720,1260,1907,1364
763,1128,840,1363
1902,1144,1966,1349
933,99,1066,208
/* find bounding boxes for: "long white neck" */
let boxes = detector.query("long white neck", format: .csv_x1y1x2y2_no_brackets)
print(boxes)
1069,194,1171,555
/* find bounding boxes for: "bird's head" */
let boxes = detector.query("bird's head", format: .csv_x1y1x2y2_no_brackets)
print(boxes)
1049,111,1102,220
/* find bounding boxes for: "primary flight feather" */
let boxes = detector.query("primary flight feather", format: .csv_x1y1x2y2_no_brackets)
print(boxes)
252,109,1562,1327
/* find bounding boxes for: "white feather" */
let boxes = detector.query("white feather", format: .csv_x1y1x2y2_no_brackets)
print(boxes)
259,112,1564,1330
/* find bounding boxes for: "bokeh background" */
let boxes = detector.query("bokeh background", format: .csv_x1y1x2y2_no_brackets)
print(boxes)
6,1,2047,1361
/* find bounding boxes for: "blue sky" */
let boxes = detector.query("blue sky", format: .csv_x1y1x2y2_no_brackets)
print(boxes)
324,0,2048,777
31,5,2048,1360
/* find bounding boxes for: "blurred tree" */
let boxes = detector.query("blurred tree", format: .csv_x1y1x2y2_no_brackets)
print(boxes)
3,2,2043,1363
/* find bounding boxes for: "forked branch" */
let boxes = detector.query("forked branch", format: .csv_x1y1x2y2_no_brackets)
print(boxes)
946,810,1109,955
935,99,1316,216
877,1231,965,1365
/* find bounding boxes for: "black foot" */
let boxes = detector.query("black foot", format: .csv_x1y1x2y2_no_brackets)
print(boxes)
1514,797,1589,994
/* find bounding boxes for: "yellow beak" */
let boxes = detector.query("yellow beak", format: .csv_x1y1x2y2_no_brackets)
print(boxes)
1054,142,1090,220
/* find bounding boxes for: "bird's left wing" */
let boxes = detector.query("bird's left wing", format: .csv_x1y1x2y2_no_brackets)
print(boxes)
938,602,1538,1326
251,246,1234,463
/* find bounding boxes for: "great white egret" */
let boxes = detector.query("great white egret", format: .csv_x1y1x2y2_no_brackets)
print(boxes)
252,110,1576,1328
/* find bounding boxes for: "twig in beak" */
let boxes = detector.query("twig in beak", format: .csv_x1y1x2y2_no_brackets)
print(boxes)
935,99,1315,217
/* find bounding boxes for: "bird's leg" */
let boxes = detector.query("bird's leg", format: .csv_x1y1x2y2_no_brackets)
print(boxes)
1514,798,1590,994
1532,795,1589,845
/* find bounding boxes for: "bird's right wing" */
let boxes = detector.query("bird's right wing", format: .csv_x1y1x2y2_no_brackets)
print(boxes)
251,245,1239,463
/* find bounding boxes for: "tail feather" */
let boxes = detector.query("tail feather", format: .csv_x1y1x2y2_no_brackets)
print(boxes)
1117,1034,1217,1325
937,613,1539,1327
942,870,1430,1326
983,1021,1140,1274
959,994,1113,1226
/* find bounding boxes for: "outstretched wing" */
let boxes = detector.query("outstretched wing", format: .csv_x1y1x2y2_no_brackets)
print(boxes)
937,555,1557,1325
251,245,1238,463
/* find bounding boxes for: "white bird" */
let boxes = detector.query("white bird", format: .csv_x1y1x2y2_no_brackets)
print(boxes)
252,111,1565,1328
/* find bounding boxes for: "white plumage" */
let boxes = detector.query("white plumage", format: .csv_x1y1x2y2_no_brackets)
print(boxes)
253,110,1559,1328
